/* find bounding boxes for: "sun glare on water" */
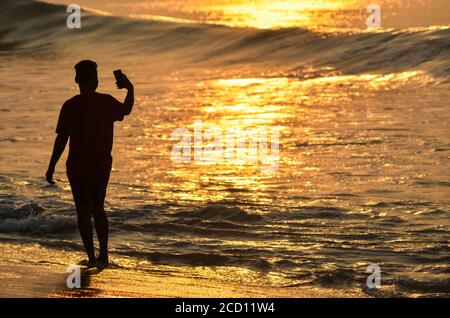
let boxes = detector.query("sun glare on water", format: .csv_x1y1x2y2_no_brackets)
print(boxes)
200,0,351,28
48,0,450,29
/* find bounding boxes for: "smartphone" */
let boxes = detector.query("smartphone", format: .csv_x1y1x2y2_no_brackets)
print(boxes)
113,69,125,89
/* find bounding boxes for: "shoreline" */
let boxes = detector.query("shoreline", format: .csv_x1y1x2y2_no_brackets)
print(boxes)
0,242,366,298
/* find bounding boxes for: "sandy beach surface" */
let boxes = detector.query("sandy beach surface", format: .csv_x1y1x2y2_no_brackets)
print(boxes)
0,242,365,298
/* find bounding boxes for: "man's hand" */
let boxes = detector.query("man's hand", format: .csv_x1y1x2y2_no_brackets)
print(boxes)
46,133,68,185
120,73,133,90
121,73,135,115
46,165,55,185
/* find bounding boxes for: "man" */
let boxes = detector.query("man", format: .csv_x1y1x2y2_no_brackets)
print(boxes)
46,60,134,267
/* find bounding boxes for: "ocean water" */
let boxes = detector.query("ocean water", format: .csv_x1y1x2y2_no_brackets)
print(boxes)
0,0,449,297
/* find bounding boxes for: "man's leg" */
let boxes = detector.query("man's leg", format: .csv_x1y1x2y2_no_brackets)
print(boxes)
75,202,96,264
68,167,97,265
92,166,111,264
92,198,109,264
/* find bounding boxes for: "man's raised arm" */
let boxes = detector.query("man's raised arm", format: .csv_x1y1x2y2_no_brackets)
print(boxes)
122,74,134,115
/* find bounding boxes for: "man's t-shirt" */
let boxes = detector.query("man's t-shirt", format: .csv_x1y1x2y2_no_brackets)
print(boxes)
56,92,125,170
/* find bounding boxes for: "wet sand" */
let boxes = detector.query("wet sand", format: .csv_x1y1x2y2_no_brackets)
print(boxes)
0,242,365,298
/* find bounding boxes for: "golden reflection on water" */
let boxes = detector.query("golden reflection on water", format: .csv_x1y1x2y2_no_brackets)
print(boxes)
116,0,364,29
48,0,450,30
116,70,435,207
164,77,300,203
200,0,355,29
201,78,293,126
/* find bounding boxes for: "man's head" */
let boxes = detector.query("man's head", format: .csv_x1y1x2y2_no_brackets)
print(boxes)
75,60,98,91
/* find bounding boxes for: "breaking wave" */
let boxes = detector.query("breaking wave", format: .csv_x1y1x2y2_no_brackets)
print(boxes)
1,0,449,81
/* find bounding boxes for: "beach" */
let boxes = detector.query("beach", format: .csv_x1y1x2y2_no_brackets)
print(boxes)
0,0,449,298
0,242,366,297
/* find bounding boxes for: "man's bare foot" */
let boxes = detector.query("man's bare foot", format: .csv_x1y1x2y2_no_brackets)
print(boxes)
96,254,109,268
79,259,97,268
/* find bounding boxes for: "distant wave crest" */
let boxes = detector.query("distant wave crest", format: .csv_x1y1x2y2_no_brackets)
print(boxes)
1,0,449,81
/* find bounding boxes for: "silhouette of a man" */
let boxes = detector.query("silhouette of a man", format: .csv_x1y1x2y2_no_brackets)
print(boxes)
46,60,134,267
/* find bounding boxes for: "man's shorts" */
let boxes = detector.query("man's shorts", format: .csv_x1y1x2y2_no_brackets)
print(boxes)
66,161,112,208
